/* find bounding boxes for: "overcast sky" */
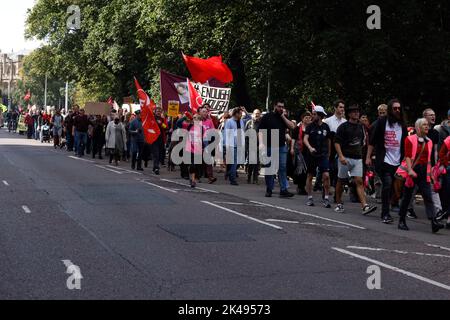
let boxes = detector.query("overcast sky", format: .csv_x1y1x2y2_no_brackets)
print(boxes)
0,0,43,53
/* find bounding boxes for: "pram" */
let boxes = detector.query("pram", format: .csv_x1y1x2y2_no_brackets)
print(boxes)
41,123,51,143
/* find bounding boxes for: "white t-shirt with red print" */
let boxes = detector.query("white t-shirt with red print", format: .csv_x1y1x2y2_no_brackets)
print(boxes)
384,122,403,166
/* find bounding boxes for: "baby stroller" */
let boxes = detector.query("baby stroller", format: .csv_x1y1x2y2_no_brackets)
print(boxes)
41,123,51,143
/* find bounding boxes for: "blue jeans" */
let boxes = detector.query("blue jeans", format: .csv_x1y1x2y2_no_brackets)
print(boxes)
265,145,288,192
76,131,87,156
73,129,79,153
228,147,238,183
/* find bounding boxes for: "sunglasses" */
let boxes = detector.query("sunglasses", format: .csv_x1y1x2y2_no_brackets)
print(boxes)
393,107,401,111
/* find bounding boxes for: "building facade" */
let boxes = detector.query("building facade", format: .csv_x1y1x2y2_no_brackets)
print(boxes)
0,51,25,106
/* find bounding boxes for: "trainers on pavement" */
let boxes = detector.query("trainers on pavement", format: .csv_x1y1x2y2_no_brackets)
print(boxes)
323,199,331,208
280,190,294,198
362,204,377,215
334,204,345,214
406,208,418,219
382,215,394,224
306,199,314,206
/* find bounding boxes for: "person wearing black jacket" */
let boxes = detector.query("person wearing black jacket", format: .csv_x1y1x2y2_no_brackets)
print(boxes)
366,99,408,224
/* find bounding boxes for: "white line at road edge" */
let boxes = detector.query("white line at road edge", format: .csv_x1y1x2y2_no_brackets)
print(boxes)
332,247,450,292
140,180,178,194
161,179,219,194
426,244,450,252
202,201,283,230
95,165,123,174
22,206,31,213
346,246,450,259
105,165,143,175
266,219,300,224
251,201,366,230
68,156,95,163
2,180,9,186
214,201,266,207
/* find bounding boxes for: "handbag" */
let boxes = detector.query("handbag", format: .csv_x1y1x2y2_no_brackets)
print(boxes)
394,140,426,182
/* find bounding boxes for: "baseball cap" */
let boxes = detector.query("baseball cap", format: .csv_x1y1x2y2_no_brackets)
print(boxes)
313,105,327,116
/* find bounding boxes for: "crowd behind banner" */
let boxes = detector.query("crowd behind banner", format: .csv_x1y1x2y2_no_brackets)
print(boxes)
2,99,450,234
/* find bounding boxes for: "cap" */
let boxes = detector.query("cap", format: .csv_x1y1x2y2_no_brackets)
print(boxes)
134,110,141,115
313,105,327,116
347,105,360,113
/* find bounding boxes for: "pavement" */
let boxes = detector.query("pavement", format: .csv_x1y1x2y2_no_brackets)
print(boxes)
0,127,449,300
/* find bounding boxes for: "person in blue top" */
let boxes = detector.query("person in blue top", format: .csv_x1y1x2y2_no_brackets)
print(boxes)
129,110,145,171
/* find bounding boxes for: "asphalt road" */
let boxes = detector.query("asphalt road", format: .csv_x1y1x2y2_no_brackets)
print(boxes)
0,128,449,300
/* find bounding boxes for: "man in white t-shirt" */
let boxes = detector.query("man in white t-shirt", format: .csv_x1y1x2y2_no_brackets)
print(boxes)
366,99,407,224
324,100,347,193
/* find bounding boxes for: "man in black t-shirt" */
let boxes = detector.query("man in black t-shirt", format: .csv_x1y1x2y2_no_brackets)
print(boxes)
258,100,296,198
303,106,332,208
334,105,377,215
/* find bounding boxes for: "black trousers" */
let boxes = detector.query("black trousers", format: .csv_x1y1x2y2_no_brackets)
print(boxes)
132,141,144,169
378,163,399,218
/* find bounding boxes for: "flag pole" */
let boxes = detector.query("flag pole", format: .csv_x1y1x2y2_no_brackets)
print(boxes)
65,81,69,113
265,74,270,113
44,74,48,110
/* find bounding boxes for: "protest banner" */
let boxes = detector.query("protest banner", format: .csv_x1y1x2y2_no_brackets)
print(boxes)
167,100,180,117
84,102,111,116
160,69,231,113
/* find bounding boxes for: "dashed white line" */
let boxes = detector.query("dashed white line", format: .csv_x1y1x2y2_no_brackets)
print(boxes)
105,165,143,175
251,201,366,230
346,246,450,259
214,201,266,207
22,206,31,213
68,156,95,163
140,180,178,193
265,219,300,224
302,222,350,229
426,244,450,252
161,178,219,194
95,165,123,174
332,247,450,291
202,201,283,230
2,180,9,186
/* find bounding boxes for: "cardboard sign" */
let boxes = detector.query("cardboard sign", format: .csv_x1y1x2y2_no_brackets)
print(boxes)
167,100,180,117
84,102,111,116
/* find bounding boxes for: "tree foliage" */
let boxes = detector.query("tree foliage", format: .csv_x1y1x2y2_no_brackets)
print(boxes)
24,0,450,120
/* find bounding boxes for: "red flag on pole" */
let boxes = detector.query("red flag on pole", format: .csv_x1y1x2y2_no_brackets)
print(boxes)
311,101,316,111
24,89,31,102
182,53,233,84
107,96,114,106
134,78,161,144
187,78,203,113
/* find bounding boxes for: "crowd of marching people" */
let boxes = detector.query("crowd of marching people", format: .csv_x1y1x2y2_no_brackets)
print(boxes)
3,99,450,234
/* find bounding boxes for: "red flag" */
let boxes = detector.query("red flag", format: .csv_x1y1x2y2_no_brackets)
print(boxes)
24,89,31,102
134,78,161,144
107,96,114,105
311,101,316,111
187,78,203,113
182,53,233,84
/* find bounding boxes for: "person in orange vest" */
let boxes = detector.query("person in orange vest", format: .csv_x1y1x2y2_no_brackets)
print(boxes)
438,135,450,229
397,118,445,233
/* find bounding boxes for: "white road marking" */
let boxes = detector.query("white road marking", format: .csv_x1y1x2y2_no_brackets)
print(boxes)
426,244,450,252
265,219,300,224
95,165,123,174
68,156,95,163
332,247,450,291
202,201,283,230
22,206,31,213
140,180,178,194
161,178,219,193
251,201,366,230
2,180,9,186
214,201,266,207
346,246,450,259
105,165,143,175
302,222,350,229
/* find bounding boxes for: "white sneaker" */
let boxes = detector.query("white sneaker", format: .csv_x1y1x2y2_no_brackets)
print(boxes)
334,204,345,213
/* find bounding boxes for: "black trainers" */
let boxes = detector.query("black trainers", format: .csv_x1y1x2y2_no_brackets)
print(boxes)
280,190,294,198
406,208,418,219
362,204,377,216
153,169,160,175
265,190,272,198
382,215,394,224
435,210,446,221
